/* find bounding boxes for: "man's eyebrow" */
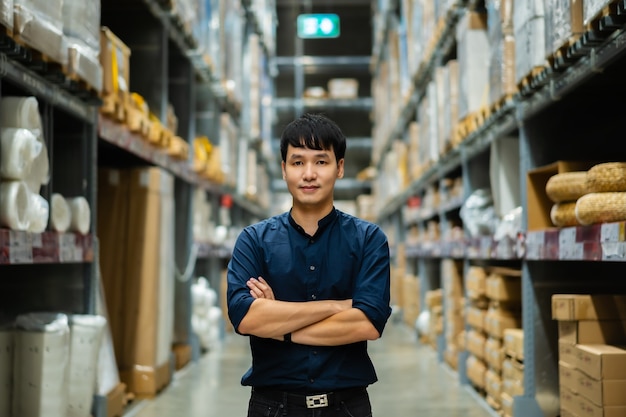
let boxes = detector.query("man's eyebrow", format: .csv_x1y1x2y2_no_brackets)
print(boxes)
288,151,331,159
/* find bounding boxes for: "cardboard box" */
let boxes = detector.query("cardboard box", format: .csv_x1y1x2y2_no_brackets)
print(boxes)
503,328,524,360
526,161,597,231
486,270,522,303
574,344,626,380
552,294,626,321
561,386,626,417
100,26,131,95
559,320,626,345
575,368,626,406
560,340,577,364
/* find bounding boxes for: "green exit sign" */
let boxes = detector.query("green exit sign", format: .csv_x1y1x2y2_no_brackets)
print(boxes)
297,14,340,39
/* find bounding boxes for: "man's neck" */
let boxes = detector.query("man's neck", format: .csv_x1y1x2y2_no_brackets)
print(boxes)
291,204,333,236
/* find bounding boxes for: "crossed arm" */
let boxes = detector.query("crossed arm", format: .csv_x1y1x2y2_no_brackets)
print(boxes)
237,277,381,346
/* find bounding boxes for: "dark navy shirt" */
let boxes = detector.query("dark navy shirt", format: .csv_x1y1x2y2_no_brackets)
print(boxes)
227,208,391,392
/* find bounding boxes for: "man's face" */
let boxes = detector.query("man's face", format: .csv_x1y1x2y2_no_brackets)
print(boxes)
281,143,344,209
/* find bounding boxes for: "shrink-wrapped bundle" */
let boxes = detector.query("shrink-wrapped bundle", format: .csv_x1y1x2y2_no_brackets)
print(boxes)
0,180,31,230
13,0,65,65
67,196,91,235
0,319,14,417
49,193,71,233
27,191,49,233
0,0,12,30
63,0,102,92
13,313,70,417
67,315,107,417
0,128,42,181
0,96,49,193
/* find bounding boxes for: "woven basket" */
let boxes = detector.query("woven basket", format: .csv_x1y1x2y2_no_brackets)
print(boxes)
545,172,588,203
575,192,626,225
586,162,626,193
550,202,579,227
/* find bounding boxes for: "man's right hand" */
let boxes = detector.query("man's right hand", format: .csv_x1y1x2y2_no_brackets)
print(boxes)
247,277,275,300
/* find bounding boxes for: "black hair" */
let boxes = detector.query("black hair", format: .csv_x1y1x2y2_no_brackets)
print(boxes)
279,113,346,163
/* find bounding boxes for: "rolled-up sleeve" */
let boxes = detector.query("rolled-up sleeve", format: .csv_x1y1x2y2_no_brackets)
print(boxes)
351,225,392,335
226,228,260,333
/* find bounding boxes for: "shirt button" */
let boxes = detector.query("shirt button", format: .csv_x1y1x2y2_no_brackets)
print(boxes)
309,265,315,271
311,294,316,300
310,379,314,383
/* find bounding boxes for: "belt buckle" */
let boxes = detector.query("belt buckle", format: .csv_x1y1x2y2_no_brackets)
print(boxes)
305,393,328,408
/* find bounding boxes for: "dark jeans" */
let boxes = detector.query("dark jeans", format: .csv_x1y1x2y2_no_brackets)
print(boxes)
247,388,372,417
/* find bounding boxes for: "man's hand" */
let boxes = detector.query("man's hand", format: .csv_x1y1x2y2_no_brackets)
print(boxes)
247,277,275,300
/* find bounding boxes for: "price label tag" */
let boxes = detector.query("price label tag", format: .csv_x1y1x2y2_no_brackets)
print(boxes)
58,233,76,262
525,231,544,259
601,222,621,242
9,231,33,264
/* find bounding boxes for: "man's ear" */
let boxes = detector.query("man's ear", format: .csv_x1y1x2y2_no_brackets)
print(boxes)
337,158,345,179
281,161,286,180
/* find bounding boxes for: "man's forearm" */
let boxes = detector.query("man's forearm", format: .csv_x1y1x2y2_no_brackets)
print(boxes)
237,298,351,338
291,308,380,346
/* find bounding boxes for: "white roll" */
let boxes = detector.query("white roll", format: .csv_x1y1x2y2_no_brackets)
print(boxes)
0,96,43,135
27,192,50,233
67,196,91,235
50,193,71,233
0,181,30,231
25,144,50,194
0,128,42,181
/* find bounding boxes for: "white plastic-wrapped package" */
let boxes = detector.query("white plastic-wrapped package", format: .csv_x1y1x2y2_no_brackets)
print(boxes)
62,0,100,51
49,193,71,233
67,196,91,235
13,313,70,417
0,96,43,135
0,128,42,181
0,96,49,193
67,315,106,417
13,0,65,65
27,191,49,233
0,0,13,30
0,321,14,417
0,180,31,230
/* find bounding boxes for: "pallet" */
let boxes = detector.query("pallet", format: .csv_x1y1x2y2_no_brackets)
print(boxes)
92,382,128,417
515,66,548,97
488,93,515,116
585,0,625,31
120,360,172,400
172,343,193,370
100,92,127,123
547,35,583,72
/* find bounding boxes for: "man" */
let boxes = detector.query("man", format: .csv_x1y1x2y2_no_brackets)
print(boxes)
227,113,391,417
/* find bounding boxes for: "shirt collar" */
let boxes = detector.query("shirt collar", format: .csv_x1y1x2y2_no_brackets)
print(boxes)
288,207,338,238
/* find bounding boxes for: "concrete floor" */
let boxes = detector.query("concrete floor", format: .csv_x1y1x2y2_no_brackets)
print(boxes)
124,321,496,417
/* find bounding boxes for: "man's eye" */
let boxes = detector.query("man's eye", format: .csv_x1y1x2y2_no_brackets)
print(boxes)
317,160,327,165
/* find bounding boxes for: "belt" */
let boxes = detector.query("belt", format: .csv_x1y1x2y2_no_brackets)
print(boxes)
252,386,367,409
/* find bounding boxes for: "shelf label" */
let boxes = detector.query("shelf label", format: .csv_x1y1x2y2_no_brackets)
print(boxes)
9,231,33,264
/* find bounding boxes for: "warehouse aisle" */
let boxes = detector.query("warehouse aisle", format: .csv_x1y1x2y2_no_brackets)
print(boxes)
125,318,494,417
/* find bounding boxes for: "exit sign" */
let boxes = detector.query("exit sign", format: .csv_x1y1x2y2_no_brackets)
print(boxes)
297,14,340,39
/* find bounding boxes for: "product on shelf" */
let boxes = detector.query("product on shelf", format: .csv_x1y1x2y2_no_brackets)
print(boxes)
575,192,626,226
67,196,91,235
586,162,626,193
545,171,588,203
67,315,107,417
0,128,42,181
0,320,13,417
13,312,70,417
14,0,65,66
0,180,30,231
49,193,71,233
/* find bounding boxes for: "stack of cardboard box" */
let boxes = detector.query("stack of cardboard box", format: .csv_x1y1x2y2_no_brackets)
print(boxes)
553,294,626,417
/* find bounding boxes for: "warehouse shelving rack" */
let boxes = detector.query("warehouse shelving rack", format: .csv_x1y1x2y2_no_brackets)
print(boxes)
372,1,626,417
0,0,275,415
